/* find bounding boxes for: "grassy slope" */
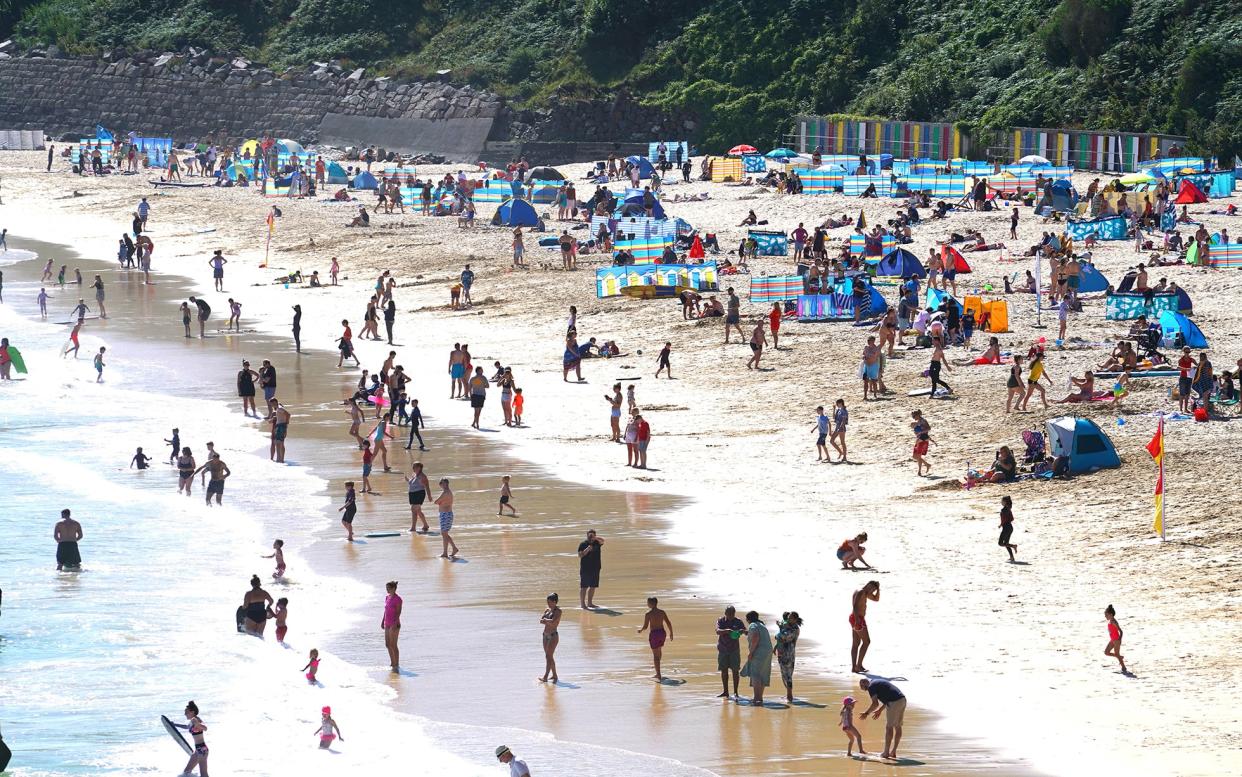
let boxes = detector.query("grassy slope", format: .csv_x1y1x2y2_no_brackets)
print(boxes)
5,0,1241,155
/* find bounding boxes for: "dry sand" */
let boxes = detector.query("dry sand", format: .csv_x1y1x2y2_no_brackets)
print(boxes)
2,150,1240,776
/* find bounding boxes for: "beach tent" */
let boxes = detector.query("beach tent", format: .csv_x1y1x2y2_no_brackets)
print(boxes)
624,155,656,179
352,170,379,190
927,286,963,316
1174,179,1208,204
528,166,564,181
1158,311,1208,349
1050,179,1078,212
1047,417,1120,474
620,191,667,220
325,161,349,184
941,245,972,273
494,197,540,227
1173,286,1193,313
876,248,927,278
1077,262,1109,293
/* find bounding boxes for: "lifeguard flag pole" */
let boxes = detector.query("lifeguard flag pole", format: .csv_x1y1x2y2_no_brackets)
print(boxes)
1146,417,1166,540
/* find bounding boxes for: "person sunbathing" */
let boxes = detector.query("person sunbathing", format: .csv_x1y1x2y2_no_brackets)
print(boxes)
1098,343,1137,373
973,337,1002,365
1056,371,1096,403
738,210,758,227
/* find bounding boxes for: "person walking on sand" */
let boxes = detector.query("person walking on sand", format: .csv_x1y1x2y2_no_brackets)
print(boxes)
769,302,783,349
339,481,357,541
999,496,1017,562
405,398,427,450
1104,605,1128,674
495,745,532,776
382,581,402,672
861,337,880,399
539,593,562,683
637,597,674,681
850,581,880,673
747,319,768,370
605,384,623,441
813,405,832,461
337,320,360,367
369,412,395,472
434,478,459,558
831,399,849,462
655,342,672,378
407,462,431,533
54,508,83,571
774,611,802,703
859,678,906,760
578,529,603,608
498,475,516,516
838,533,871,569
715,605,746,698
724,287,744,343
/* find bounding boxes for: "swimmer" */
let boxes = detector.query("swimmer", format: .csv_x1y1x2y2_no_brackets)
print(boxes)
302,648,320,683
176,447,196,496
270,598,289,643
193,452,230,506
54,508,83,571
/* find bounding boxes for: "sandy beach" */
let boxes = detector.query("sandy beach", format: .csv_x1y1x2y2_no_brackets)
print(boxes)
2,150,1240,776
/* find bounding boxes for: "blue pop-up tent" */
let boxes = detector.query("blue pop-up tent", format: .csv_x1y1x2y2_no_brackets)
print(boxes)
1077,262,1109,293
325,161,349,184
1047,417,1120,474
495,197,540,227
1159,311,1208,348
352,170,379,190
624,155,656,178
876,248,927,278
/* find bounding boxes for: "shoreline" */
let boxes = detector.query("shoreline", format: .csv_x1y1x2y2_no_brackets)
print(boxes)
3,150,1239,775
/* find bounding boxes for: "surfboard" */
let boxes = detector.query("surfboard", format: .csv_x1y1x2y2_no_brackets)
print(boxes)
235,606,246,633
907,387,952,397
7,346,27,374
0,737,10,771
161,715,193,755
364,532,401,538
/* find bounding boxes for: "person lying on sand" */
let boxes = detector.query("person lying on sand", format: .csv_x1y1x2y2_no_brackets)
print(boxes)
1055,371,1095,403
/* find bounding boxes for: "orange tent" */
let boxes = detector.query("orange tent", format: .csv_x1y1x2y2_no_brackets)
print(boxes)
1173,179,1208,204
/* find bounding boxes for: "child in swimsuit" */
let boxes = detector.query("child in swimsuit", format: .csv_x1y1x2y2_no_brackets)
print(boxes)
1104,605,1127,674
513,388,524,426
840,696,865,756
264,539,286,579
270,598,289,642
498,475,516,516
313,706,343,749
302,649,320,683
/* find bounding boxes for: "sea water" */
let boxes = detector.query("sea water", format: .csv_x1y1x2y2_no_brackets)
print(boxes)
0,242,718,777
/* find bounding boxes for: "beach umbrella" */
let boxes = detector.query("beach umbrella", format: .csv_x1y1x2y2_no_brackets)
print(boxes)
1019,154,1050,165
528,166,564,181
764,147,798,159
1119,171,1156,186
728,144,758,155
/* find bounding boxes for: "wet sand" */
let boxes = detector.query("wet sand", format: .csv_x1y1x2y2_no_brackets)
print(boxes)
1,236,1034,776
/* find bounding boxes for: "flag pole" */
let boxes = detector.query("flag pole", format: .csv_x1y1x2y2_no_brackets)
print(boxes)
1159,417,1166,541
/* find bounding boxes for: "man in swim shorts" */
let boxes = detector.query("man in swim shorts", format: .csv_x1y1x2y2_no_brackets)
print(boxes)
53,508,83,570
267,398,291,463
638,596,674,681
193,452,231,507
850,581,880,673
449,344,466,398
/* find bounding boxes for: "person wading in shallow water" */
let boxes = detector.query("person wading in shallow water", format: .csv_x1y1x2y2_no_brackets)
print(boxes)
382,581,402,672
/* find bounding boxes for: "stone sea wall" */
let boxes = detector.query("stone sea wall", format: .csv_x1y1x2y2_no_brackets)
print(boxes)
0,47,696,154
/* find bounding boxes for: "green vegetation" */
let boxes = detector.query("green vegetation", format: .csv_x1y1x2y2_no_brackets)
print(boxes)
4,0,1241,157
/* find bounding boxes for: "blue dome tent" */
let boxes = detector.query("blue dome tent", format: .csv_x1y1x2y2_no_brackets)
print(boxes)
352,170,379,190
1158,311,1208,348
1077,262,1109,293
624,155,656,178
325,161,349,184
876,248,927,278
494,197,540,227
1047,417,1120,474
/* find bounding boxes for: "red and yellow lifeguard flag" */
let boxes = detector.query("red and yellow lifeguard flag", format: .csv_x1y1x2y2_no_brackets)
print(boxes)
1146,418,1165,538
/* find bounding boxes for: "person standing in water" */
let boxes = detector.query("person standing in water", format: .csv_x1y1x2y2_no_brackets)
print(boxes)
338,481,357,541
237,360,259,417
266,398,291,463
92,275,108,319
93,347,106,382
171,701,208,777
194,452,231,506
313,706,344,750
433,478,459,558
850,581,880,673
62,321,83,359
208,250,227,292
242,574,273,635
539,593,562,683
715,605,745,698
54,508,83,571
292,304,302,353
189,296,211,339
406,463,431,533
637,596,674,681
382,581,402,672
578,529,603,609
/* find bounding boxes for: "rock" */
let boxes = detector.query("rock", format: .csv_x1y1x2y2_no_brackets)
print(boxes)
231,57,250,69
153,53,176,68
347,68,365,81
0,39,15,54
